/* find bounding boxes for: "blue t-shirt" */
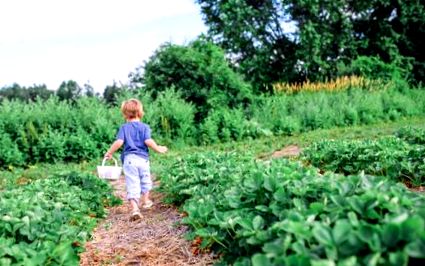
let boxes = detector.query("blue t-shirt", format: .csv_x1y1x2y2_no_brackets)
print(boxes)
116,121,151,162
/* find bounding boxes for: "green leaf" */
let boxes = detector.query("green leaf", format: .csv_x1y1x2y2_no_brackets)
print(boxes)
273,188,287,202
406,240,425,258
357,224,374,243
255,205,269,212
251,254,271,266
330,195,346,207
332,220,351,245
389,251,408,266
21,216,30,226
368,233,382,252
263,240,284,256
263,175,275,192
381,223,401,247
253,215,265,231
238,218,253,230
325,246,338,261
313,223,333,246
51,241,78,265
347,212,359,227
348,197,364,215
309,202,324,213
400,216,424,242
285,254,310,266
337,256,357,266
311,259,336,266
363,253,381,266
292,240,308,254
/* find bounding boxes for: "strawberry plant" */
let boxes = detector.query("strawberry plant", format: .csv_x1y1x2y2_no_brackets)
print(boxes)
303,135,425,186
159,152,425,265
0,171,120,265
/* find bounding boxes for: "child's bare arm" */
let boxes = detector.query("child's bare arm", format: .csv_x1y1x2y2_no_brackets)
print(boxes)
145,139,168,154
104,139,124,159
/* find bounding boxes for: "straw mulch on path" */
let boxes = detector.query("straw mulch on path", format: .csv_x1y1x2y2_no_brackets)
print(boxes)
80,177,215,266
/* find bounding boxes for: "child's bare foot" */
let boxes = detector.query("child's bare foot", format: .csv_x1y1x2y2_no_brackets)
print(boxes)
129,199,142,221
141,192,153,209
130,210,142,221
142,200,153,209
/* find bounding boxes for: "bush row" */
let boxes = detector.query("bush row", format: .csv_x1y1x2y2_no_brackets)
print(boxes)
1,87,425,167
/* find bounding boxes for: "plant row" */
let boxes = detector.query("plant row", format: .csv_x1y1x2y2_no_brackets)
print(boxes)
302,127,425,186
1,87,425,167
0,172,121,265
158,152,425,265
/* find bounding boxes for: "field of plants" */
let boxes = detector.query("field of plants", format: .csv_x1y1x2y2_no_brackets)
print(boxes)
2,0,425,264
1,81,425,265
155,127,425,266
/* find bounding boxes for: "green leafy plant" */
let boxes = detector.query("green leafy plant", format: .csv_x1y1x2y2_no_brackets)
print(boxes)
0,171,121,265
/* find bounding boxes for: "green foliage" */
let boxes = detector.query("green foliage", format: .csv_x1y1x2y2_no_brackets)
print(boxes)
0,97,121,166
0,171,120,265
396,126,425,145
196,0,425,87
32,129,66,163
103,82,126,106
303,129,425,186
56,80,82,102
146,89,196,146
159,151,425,265
250,88,424,136
199,108,249,144
195,0,298,90
0,83,53,102
131,38,252,120
339,56,413,83
0,130,25,167
1,85,424,167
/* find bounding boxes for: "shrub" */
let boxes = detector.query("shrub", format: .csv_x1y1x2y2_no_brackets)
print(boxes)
199,108,248,144
131,38,252,120
0,130,24,167
146,89,196,146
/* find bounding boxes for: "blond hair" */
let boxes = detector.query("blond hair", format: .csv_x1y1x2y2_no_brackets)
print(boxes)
121,99,144,119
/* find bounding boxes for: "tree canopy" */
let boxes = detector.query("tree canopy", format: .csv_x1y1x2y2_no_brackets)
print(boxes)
130,38,252,120
196,0,425,90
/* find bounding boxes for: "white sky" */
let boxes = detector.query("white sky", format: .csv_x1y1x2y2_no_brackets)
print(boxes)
0,0,206,92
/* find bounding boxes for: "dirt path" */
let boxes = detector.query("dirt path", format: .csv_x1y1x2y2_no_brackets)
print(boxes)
258,144,302,159
80,177,215,266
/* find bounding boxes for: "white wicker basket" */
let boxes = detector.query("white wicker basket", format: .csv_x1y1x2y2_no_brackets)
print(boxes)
97,157,122,180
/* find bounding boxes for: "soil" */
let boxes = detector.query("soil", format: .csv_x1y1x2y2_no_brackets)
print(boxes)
79,177,215,266
258,144,302,159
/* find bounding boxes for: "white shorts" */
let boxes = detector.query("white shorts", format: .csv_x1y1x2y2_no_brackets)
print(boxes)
123,154,152,203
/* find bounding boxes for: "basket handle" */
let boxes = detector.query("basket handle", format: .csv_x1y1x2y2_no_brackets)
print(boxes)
102,157,118,167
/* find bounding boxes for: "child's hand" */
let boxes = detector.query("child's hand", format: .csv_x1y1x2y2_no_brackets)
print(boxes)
104,152,112,159
157,146,168,154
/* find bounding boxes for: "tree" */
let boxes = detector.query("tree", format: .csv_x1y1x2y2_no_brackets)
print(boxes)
26,84,53,101
56,80,82,101
103,81,122,106
196,0,425,87
196,0,298,91
130,38,252,120
0,83,26,101
0,83,53,102
82,83,95,97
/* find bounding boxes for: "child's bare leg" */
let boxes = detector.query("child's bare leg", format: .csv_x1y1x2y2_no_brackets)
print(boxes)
142,191,150,203
141,191,153,209
129,199,139,212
